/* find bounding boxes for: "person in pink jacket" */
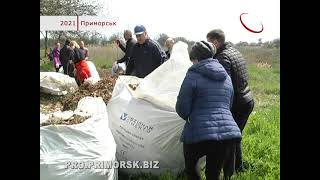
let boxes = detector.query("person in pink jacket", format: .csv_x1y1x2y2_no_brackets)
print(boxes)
52,42,62,72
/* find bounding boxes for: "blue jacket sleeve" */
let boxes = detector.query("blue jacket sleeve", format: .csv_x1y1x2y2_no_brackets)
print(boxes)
176,73,196,120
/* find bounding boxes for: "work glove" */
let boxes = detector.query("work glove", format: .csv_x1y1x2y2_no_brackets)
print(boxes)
111,63,118,77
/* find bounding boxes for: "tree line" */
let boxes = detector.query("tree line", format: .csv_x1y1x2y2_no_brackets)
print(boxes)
40,0,279,57
41,32,280,51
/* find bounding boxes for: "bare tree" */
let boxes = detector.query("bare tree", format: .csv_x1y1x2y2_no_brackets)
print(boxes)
40,0,103,56
155,33,169,47
40,0,102,16
272,38,280,49
108,32,123,44
258,38,263,46
40,31,48,57
236,41,249,47
173,37,195,52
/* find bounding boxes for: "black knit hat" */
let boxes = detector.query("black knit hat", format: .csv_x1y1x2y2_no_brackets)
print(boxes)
189,41,216,61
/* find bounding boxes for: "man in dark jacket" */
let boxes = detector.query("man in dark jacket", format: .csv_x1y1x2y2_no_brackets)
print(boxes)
126,25,166,78
207,29,255,175
59,39,75,77
176,41,241,180
114,30,137,75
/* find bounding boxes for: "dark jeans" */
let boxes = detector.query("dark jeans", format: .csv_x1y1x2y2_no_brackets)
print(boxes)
223,100,255,177
183,139,238,180
62,63,75,77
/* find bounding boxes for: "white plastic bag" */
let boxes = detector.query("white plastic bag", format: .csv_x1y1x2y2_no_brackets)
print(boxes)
40,113,49,124
58,66,64,73
40,72,78,95
51,110,74,120
40,97,117,180
112,62,126,76
84,61,100,85
74,97,107,117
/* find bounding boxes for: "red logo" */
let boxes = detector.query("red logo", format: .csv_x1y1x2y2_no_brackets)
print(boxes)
240,13,264,33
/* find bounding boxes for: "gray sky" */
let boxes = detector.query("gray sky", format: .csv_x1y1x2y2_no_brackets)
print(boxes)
100,0,280,43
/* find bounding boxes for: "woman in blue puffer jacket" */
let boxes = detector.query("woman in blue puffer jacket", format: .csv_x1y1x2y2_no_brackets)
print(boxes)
176,41,241,180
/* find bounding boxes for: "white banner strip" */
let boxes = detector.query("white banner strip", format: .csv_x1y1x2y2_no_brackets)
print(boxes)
40,16,119,31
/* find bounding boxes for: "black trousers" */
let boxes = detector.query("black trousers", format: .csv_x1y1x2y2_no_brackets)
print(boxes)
62,62,75,77
183,139,238,180
223,100,255,177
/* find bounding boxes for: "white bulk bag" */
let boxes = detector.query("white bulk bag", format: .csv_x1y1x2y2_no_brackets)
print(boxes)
107,42,193,175
40,97,117,180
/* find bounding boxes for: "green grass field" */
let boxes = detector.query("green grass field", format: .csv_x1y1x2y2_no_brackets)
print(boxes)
40,44,124,71
40,45,280,180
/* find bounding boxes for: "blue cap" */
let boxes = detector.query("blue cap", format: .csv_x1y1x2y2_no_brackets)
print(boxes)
134,25,146,35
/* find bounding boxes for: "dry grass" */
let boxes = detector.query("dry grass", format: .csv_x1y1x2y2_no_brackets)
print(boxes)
40,114,87,126
61,69,117,111
87,44,124,69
